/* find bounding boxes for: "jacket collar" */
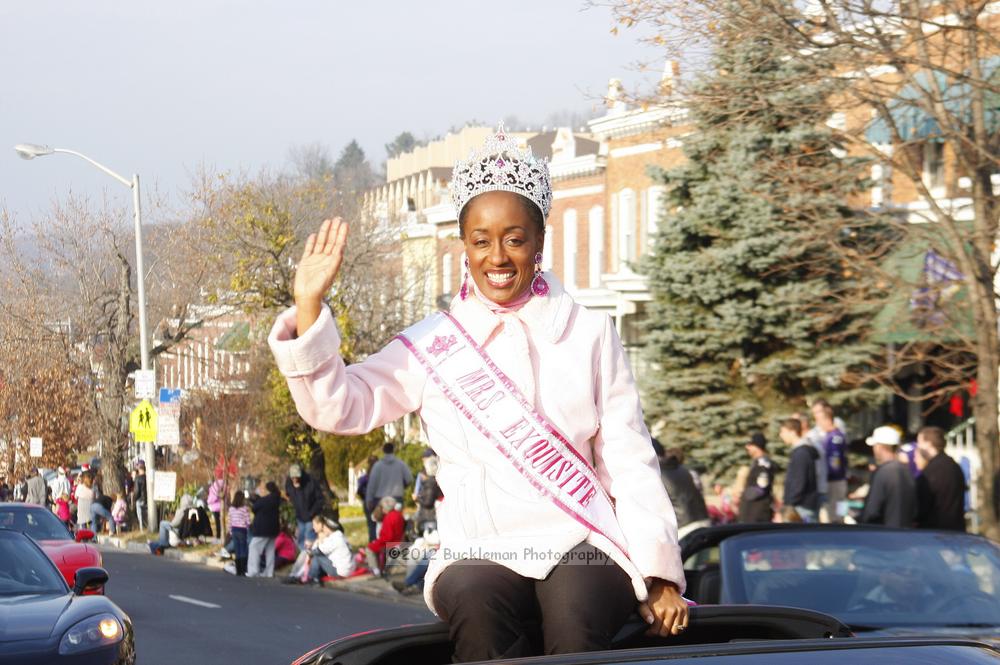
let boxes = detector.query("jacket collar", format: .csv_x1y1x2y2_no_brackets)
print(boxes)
448,271,575,346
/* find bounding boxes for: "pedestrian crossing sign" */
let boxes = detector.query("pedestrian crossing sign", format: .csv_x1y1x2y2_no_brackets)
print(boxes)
129,399,158,442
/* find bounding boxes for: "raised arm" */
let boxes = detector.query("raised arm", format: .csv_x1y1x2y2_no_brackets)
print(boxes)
270,221,426,436
294,218,349,337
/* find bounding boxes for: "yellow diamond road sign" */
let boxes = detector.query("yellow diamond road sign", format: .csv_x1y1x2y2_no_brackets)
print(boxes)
129,399,158,443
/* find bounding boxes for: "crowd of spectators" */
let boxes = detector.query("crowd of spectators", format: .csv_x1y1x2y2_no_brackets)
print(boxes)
1,463,132,535
0,444,446,597
653,399,971,534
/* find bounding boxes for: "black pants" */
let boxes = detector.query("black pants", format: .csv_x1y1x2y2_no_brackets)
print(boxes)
432,543,635,663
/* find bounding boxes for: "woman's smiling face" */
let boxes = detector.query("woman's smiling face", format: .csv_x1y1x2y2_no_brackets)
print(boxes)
461,191,544,304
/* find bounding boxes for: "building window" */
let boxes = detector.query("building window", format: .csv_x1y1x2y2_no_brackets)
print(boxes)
646,186,665,246
423,266,434,315
871,164,884,207
542,225,554,271
639,190,648,252
617,189,636,269
621,303,648,381
923,140,945,190
589,206,604,288
442,254,453,296
563,209,578,290
610,193,619,268
199,341,207,385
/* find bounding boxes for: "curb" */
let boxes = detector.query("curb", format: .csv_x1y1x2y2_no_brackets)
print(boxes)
96,535,227,569
94,535,423,605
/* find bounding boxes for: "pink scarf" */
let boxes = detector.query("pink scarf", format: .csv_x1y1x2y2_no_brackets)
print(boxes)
473,282,532,314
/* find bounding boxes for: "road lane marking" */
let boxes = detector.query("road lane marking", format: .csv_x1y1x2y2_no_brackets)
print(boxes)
168,594,221,609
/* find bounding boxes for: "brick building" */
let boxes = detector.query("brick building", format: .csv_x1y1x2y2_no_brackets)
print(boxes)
153,304,253,395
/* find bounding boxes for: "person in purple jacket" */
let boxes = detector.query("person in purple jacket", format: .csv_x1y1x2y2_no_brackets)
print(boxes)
815,402,848,523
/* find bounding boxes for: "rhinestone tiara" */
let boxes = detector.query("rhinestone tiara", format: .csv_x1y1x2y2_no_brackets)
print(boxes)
451,122,552,220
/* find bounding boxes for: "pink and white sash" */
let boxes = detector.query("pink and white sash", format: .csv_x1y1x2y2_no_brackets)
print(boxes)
397,311,629,557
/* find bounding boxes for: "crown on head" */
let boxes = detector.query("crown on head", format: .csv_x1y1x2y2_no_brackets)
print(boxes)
451,122,552,220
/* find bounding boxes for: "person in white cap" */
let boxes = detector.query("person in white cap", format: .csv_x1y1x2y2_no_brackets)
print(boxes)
861,426,917,527
49,466,71,502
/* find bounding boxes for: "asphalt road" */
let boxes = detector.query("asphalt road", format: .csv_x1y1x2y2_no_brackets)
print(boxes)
98,548,435,665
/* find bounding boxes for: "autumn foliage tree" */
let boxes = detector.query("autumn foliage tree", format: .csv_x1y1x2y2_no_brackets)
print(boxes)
0,196,206,497
0,321,93,480
178,143,420,500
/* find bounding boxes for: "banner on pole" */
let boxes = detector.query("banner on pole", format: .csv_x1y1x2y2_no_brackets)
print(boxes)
157,388,182,446
153,471,177,502
135,370,156,399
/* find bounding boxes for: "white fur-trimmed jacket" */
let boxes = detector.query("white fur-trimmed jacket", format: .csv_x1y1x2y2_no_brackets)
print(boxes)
268,273,684,615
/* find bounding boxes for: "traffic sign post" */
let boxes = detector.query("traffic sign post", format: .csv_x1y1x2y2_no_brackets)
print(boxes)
134,369,156,399
129,400,158,443
157,388,181,447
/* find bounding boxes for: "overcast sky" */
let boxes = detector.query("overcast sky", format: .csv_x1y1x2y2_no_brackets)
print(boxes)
1,1,660,225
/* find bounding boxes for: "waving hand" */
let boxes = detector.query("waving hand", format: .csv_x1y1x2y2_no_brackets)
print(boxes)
294,218,348,336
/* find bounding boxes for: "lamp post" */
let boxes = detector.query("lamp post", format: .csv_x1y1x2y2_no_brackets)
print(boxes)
15,143,157,533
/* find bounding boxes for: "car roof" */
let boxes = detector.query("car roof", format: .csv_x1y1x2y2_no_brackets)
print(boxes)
0,529,74,596
0,502,48,510
295,623,1000,665
0,527,69,564
680,523,992,559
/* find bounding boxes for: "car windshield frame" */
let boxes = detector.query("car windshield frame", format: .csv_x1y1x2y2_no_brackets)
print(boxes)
719,528,1000,630
0,530,69,596
0,505,74,541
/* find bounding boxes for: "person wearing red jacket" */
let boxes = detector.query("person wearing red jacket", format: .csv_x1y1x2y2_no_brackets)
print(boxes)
367,496,405,575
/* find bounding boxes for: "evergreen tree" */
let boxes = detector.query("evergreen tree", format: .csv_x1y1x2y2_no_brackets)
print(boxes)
385,131,420,159
333,140,377,194
641,4,884,478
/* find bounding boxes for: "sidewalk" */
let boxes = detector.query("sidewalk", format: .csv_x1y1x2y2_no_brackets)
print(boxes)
95,534,423,605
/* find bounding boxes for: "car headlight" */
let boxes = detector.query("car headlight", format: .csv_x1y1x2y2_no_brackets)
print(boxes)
58,613,123,655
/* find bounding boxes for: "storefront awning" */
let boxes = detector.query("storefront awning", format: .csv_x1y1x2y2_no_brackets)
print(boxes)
216,322,250,352
865,63,1000,144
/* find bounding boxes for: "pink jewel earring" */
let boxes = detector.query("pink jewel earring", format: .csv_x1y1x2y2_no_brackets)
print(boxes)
459,256,470,300
531,251,549,297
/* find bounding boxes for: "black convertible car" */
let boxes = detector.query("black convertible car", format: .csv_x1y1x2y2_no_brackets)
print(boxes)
680,524,1000,642
0,529,135,664
291,605,1000,665
291,525,1000,664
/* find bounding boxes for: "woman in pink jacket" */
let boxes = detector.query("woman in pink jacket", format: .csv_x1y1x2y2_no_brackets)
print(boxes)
269,124,687,662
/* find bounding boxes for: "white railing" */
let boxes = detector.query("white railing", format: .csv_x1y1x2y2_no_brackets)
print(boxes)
946,418,979,533
347,464,360,506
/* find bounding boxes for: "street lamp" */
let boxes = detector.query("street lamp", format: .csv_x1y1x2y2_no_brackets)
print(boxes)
15,143,157,533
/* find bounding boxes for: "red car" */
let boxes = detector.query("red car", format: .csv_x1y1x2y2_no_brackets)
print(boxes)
0,502,104,593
